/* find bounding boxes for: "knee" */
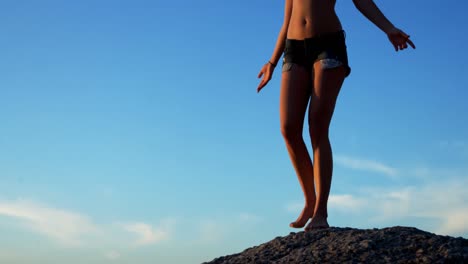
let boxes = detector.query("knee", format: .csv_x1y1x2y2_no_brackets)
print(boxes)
308,107,329,131
308,111,330,148
309,126,330,149
280,122,303,142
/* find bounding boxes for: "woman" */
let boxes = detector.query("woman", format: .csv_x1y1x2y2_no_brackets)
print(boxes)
256,0,415,231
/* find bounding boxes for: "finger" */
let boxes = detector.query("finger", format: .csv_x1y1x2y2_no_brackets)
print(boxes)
407,38,416,49
258,71,263,78
401,31,410,39
257,80,265,91
393,43,398,52
257,83,265,93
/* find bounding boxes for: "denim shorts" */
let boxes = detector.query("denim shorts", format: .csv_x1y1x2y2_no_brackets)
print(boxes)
282,30,351,77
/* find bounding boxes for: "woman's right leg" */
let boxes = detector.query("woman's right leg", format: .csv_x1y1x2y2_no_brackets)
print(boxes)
280,62,316,228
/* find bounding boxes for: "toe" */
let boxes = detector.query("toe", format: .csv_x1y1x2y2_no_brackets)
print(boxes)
290,221,303,228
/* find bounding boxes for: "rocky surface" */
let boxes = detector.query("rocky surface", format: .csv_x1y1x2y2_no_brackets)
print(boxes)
203,226,468,264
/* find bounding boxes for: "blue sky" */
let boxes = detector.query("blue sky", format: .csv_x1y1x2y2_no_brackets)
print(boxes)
0,0,467,263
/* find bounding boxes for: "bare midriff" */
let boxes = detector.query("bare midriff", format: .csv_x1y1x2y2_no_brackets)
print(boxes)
286,0,342,39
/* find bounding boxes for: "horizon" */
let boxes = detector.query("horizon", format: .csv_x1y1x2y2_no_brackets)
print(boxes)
1,0,467,263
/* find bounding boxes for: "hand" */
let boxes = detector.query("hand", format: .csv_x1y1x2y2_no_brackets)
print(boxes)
257,62,275,93
386,27,416,51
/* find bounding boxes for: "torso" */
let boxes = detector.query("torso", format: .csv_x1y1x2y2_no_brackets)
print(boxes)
286,0,342,39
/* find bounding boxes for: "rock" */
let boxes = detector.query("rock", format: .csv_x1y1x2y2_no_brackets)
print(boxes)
202,226,468,264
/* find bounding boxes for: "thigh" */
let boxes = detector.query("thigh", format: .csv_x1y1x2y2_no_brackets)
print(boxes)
280,63,312,132
308,62,346,127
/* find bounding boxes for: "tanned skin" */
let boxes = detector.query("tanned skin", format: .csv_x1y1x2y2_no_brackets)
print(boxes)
256,0,415,231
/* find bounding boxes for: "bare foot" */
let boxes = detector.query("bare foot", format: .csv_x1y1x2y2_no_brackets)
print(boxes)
304,215,329,231
289,205,314,228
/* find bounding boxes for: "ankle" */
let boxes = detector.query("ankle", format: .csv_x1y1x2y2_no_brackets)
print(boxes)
305,199,316,208
313,211,328,219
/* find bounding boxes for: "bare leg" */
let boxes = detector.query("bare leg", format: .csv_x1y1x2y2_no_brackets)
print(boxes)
305,62,346,231
280,63,316,228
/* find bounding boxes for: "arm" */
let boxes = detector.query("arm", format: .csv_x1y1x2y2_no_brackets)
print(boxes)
257,0,293,92
352,0,394,33
269,0,293,65
353,0,416,51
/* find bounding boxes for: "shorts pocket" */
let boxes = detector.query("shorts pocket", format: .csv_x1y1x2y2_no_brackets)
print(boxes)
319,58,343,69
282,62,293,72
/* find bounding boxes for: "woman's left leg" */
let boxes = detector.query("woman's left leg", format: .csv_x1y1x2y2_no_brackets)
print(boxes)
305,61,346,231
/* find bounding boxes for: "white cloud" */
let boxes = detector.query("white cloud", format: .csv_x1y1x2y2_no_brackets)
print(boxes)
335,154,398,177
437,210,468,235
105,250,121,260
357,180,468,236
369,188,412,222
0,199,98,246
0,199,178,249
437,140,468,159
238,212,262,223
285,202,303,213
437,140,468,149
284,177,468,237
122,222,167,246
198,220,224,243
408,166,468,180
329,194,366,212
